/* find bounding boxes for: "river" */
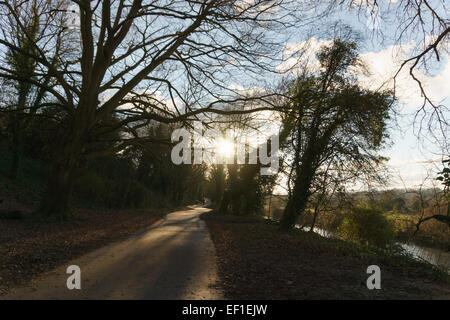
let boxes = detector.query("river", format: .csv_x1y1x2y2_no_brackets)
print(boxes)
296,224,450,271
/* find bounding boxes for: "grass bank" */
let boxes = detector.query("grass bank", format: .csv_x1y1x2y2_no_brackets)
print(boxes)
201,212,450,299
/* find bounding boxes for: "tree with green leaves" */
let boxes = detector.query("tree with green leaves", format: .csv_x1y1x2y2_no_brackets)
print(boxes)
413,158,450,231
437,158,450,225
279,39,395,230
437,159,450,190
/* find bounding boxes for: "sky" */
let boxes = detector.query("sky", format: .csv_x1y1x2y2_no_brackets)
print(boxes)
353,5,448,189
355,43,448,189
111,1,449,191
13,0,448,190
271,1,450,190
190,1,449,192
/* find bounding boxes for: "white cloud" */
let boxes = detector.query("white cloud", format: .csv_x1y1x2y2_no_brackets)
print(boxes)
278,37,450,108
233,0,279,14
359,44,450,108
275,36,450,187
276,37,333,74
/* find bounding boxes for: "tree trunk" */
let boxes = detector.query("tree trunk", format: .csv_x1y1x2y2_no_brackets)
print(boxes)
9,88,28,180
36,163,75,221
280,161,315,231
280,197,297,230
279,186,310,231
219,190,230,214
214,164,224,207
226,163,241,215
35,127,85,221
310,204,319,232
9,115,22,179
268,193,272,219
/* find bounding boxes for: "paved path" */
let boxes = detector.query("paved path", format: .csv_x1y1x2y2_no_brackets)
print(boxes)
3,207,222,300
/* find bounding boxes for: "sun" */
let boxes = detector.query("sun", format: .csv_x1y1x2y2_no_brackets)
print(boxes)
216,138,235,158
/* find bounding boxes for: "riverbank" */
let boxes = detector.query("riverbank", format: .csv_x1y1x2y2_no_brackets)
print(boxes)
265,197,449,252
201,212,450,299
387,213,449,251
308,211,449,251
295,225,450,270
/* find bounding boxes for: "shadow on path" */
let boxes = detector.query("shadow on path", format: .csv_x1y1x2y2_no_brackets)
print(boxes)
2,207,222,300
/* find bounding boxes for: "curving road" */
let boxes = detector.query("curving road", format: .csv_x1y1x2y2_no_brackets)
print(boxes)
3,207,223,300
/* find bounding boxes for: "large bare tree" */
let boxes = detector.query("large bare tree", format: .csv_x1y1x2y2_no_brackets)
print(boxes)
339,0,449,150
0,0,319,219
